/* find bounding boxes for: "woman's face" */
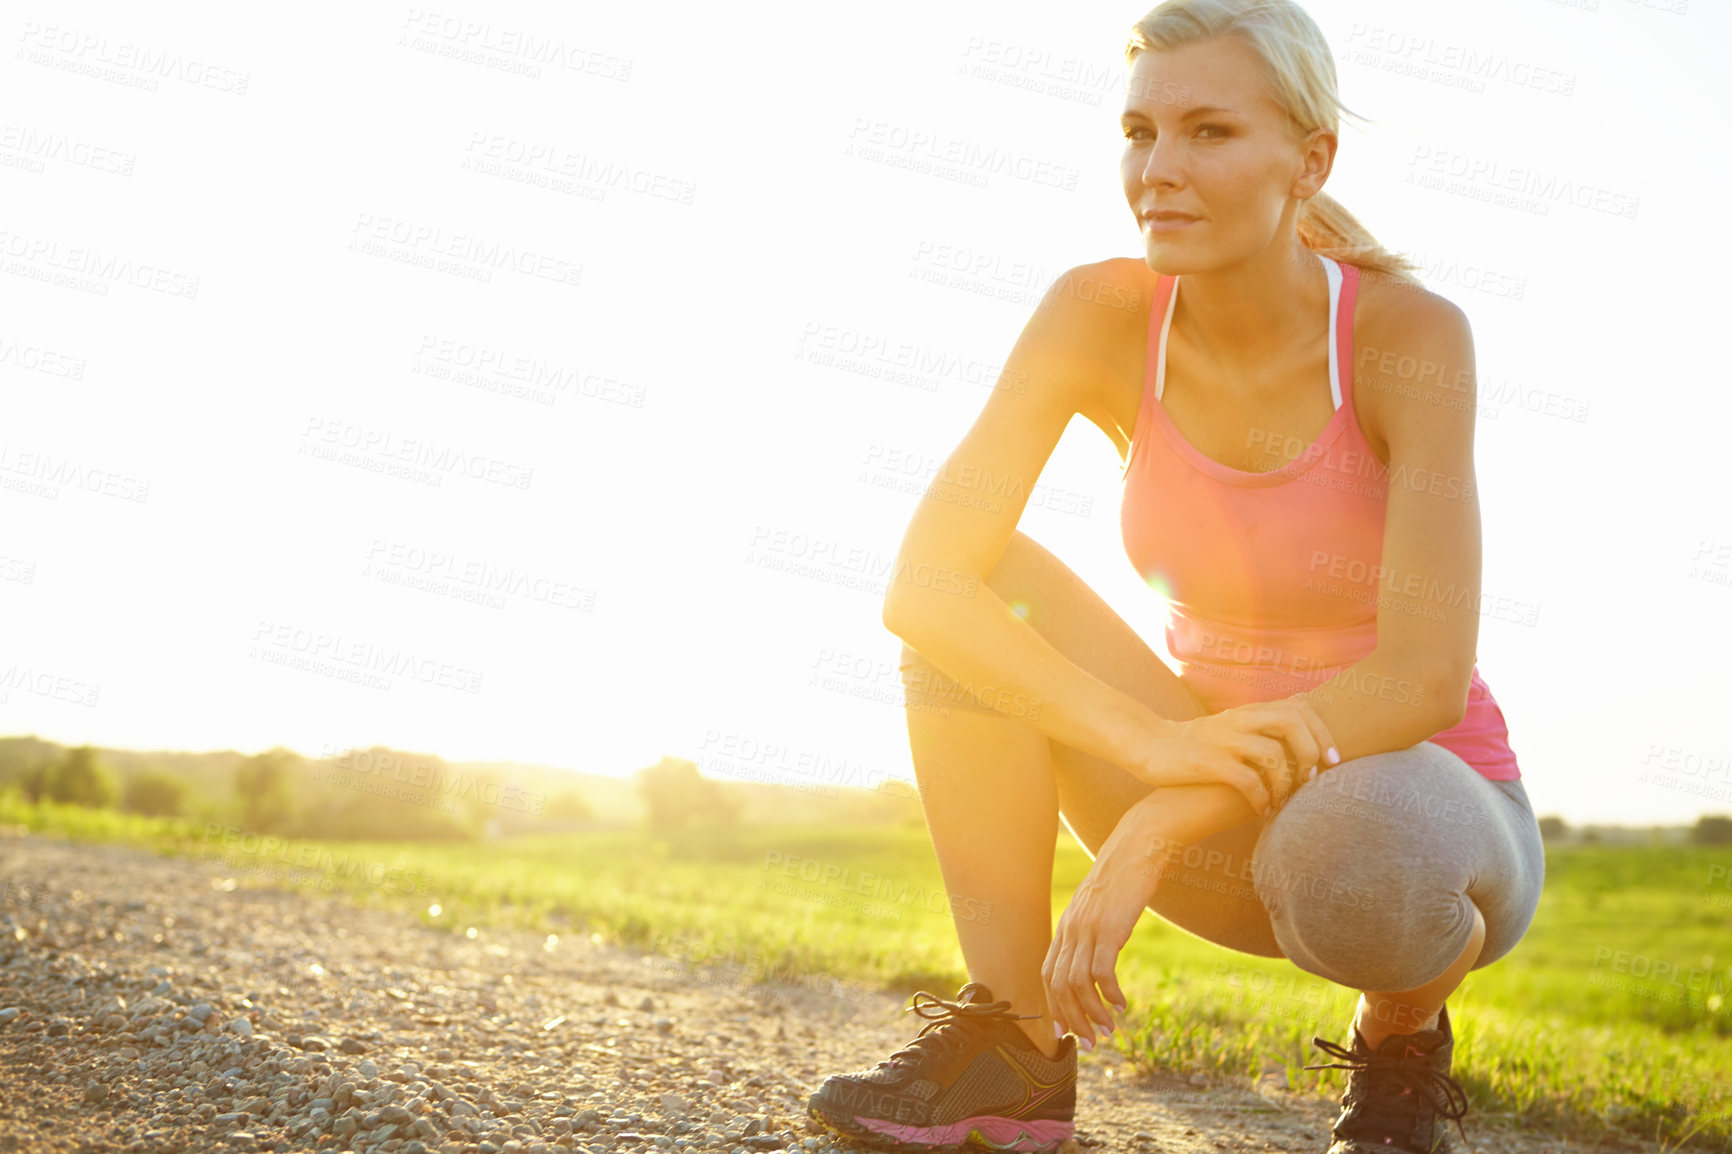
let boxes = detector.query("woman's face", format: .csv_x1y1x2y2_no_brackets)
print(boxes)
1120,36,1325,273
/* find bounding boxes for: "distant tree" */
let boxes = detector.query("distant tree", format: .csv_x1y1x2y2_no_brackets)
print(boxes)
1536,815,1569,843
123,770,188,818
0,736,61,792
1692,815,1732,846
1581,828,1601,845
45,746,118,808
544,791,594,821
18,763,50,804
635,757,743,831
234,747,300,833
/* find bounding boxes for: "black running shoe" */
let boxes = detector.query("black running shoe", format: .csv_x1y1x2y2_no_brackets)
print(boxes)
1303,1003,1470,1153
806,980,1077,1152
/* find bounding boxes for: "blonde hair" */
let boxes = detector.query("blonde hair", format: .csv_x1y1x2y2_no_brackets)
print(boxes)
1126,0,1424,286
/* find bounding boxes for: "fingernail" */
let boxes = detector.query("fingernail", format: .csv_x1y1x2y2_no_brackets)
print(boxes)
1113,1001,1127,1015
1103,1023,1115,1036
1078,1037,1093,1052
1053,1022,1063,1040
1326,747,1340,765
1308,767,1318,782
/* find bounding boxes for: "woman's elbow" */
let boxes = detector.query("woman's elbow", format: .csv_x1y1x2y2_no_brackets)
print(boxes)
1423,664,1472,730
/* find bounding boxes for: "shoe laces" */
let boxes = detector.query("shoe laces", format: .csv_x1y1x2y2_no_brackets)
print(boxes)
1303,1033,1470,1149
877,984,1041,1071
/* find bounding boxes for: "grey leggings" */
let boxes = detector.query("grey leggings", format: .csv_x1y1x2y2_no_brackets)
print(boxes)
896,531,1545,994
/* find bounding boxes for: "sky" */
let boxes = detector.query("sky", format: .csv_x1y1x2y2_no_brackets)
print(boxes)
2,0,1727,825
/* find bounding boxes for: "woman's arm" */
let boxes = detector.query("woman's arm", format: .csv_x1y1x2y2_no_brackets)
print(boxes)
1297,291,1485,764
881,263,1180,775
883,263,1333,812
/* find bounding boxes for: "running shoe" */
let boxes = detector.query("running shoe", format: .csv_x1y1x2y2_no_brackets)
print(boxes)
1302,1003,1470,1153
806,980,1077,1152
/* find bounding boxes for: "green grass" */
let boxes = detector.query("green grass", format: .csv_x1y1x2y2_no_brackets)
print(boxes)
5,795,1730,1151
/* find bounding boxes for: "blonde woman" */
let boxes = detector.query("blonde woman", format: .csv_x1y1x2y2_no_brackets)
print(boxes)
805,2,1544,1152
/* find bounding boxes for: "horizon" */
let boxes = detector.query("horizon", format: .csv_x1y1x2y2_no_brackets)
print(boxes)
2,731,1723,833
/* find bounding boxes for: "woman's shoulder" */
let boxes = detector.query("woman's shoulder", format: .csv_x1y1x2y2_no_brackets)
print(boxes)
1348,260,1470,341
1344,260,1477,462
1037,257,1158,326
1022,258,1156,451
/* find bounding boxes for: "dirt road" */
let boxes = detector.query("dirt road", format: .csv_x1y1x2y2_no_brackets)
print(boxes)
0,831,1661,1154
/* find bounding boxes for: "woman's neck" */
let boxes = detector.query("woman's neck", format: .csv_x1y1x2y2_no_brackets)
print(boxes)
1170,243,1327,375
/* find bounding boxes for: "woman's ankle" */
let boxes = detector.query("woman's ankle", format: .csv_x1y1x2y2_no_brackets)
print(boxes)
1016,1018,1064,1060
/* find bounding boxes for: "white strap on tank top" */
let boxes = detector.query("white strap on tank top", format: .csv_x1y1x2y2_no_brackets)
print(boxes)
1155,253,1344,411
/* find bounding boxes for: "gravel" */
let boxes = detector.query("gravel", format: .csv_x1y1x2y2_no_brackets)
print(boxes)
0,830,1652,1154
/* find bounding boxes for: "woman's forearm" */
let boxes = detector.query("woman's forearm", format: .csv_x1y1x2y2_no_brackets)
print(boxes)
885,582,1174,776
1121,781,1261,862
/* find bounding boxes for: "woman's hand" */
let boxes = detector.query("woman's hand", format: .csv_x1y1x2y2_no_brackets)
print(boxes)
1130,697,1340,816
1041,805,1166,1050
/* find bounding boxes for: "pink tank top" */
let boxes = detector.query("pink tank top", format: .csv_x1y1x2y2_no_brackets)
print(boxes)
1119,254,1520,781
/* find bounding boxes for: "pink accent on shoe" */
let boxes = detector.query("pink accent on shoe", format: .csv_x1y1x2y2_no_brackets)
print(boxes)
856,1113,1075,1151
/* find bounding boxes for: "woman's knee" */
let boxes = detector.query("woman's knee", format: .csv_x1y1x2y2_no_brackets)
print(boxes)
1251,766,1479,991
897,641,1014,719
893,532,1071,721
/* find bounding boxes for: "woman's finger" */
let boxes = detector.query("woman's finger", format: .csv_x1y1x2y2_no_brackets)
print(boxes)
1292,698,1339,771
1216,753,1271,814
1064,929,1116,1037
1045,929,1082,1038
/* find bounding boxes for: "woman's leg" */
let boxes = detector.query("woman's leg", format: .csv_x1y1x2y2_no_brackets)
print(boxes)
897,531,1284,1059
1249,743,1546,1041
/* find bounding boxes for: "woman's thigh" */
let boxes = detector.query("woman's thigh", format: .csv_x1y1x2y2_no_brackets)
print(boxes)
1251,741,1547,992
896,529,1288,959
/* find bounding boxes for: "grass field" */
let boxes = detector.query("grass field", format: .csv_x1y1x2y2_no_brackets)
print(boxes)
3,796,1729,1152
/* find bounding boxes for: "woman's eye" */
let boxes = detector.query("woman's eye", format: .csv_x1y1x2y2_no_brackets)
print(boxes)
1122,125,1226,141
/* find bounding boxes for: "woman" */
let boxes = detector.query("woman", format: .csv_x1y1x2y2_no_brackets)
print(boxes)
805,2,1544,1153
